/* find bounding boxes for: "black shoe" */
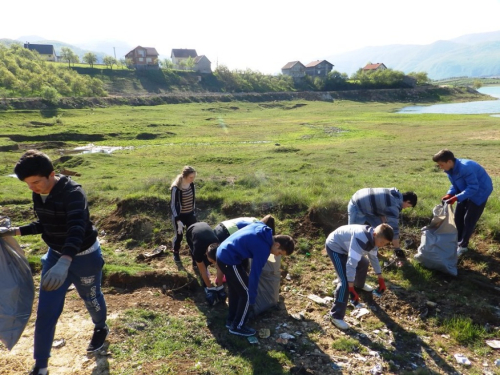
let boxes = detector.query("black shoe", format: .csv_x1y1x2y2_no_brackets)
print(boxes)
229,325,256,336
29,366,48,375
225,319,233,329
173,252,181,262
87,325,109,352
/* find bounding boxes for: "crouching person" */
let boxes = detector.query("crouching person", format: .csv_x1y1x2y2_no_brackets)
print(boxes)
185,222,225,305
216,222,294,336
326,223,393,330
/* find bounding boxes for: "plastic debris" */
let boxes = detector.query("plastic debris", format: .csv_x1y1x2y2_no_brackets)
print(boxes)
52,338,66,348
258,328,270,339
426,301,437,307
247,336,259,344
330,362,342,370
486,339,500,349
280,333,295,340
494,359,500,366
290,311,305,321
372,289,383,298
350,300,366,309
454,354,471,366
307,294,328,305
286,273,292,281
276,337,288,344
370,364,383,374
351,307,370,319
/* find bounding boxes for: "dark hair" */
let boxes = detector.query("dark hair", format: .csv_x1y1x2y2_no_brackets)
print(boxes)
402,192,418,207
14,150,54,181
207,243,219,262
273,235,295,255
375,223,394,242
432,149,455,163
260,214,275,235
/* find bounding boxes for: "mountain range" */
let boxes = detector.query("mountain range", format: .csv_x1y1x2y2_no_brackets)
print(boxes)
2,30,500,80
324,30,500,80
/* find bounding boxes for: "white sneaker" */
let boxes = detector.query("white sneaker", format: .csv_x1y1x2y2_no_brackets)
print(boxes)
457,247,468,257
330,318,349,330
361,284,374,292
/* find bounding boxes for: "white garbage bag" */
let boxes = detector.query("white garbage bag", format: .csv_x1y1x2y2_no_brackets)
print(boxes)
414,203,458,276
253,253,282,315
0,236,35,350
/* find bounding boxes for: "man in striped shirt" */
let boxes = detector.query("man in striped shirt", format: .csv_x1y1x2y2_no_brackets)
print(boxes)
348,188,417,258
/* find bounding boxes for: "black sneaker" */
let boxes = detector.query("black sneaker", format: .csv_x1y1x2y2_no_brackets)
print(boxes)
173,252,181,262
225,319,233,329
229,325,256,337
87,325,109,352
29,366,48,375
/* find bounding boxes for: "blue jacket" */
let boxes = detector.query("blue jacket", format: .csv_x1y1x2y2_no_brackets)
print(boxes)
445,159,493,205
216,222,272,305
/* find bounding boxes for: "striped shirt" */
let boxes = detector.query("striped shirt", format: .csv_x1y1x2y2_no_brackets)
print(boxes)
180,186,194,213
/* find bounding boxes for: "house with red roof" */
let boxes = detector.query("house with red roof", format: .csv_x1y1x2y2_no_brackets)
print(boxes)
125,46,159,69
362,63,387,71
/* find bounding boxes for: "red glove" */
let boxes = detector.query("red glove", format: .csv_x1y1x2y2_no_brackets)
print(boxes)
441,194,453,201
377,276,386,293
348,286,359,302
445,196,458,205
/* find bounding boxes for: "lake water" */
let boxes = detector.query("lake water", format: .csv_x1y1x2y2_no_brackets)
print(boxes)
398,86,500,115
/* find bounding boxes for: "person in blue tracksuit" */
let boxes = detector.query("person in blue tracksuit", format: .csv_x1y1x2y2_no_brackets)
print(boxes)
216,222,294,337
326,223,394,330
433,149,493,257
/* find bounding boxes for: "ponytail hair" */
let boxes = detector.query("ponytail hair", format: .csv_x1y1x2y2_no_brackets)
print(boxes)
170,165,196,190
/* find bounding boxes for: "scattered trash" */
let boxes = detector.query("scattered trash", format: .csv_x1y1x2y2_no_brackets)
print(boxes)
290,311,305,321
330,362,342,370
286,273,292,281
307,294,328,305
323,296,334,303
276,337,288,344
258,328,270,339
370,363,383,374
280,333,295,340
426,301,437,307
368,350,380,358
195,362,202,369
350,300,366,309
52,339,66,348
494,359,500,366
136,245,166,260
372,289,383,298
247,336,259,344
419,307,429,319
350,307,370,319
294,331,302,336
486,339,500,349
454,354,471,366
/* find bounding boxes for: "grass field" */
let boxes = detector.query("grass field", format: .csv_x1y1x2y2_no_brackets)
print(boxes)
1,97,500,374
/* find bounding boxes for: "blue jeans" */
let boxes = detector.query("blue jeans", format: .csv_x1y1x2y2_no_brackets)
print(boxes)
34,241,107,367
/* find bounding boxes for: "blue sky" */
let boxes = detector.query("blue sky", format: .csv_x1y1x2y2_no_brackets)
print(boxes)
2,0,500,74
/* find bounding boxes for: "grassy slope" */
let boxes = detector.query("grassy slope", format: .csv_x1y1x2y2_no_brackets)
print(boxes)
1,99,500,374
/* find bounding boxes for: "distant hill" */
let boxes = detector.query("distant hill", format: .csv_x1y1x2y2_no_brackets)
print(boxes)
324,30,500,80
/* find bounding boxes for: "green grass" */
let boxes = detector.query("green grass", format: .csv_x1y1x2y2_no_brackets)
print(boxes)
441,315,486,346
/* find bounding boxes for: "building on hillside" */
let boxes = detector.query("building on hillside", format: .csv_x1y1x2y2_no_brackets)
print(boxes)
305,60,334,77
194,55,212,73
281,61,306,77
23,43,56,61
362,63,387,71
125,46,159,69
171,49,198,70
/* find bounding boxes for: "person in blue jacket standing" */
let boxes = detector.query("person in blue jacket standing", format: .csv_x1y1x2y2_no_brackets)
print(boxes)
433,149,493,257
216,222,294,336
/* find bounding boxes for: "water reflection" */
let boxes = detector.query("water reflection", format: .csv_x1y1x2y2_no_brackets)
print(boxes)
398,86,500,115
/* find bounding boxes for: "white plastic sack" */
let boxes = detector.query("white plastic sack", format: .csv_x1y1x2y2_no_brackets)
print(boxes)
414,203,458,276
0,236,35,350
253,254,282,315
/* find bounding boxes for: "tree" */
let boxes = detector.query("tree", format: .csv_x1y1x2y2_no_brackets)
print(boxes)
103,56,117,70
60,47,79,68
408,72,430,85
185,56,195,71
83,52,98,68
161,58,174,70
472,79,483,90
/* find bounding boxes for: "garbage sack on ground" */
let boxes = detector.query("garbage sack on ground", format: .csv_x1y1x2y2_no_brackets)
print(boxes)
414,203,458,276
0,236,35,350
136,245,166,261
252,254,282,315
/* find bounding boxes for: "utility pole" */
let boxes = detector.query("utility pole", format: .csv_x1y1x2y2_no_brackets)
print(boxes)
113,47,116,60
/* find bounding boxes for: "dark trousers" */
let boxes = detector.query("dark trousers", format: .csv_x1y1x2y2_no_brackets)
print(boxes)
172,212,197,252
327,249,369,320
454,199,487,248
217,259,250,329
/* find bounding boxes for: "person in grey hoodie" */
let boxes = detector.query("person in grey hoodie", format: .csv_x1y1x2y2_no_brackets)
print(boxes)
348,187,417,258
325,223,393,330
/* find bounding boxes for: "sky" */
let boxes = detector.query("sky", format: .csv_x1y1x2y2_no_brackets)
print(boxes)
2,0,500,74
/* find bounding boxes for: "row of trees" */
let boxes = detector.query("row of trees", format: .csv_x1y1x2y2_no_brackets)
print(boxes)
0,44,107,101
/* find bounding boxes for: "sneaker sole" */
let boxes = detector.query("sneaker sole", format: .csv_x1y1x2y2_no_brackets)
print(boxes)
228,328,255,337
87,329,110,353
